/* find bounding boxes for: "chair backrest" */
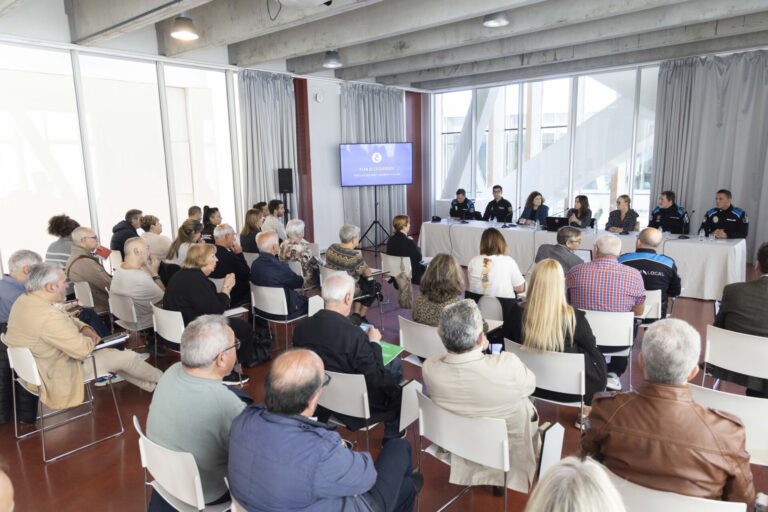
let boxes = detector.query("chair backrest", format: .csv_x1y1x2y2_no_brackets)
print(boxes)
151,305,185,345
704,325,768,381
132,416,206,510
537,422,565,479
107,292,137,324
108,251,123,271
398,316,448,360
208,277,225,293
602,463,746,512
380,254,412,278
399,379,423,432
319,266,347,287
242,252,259,268
504,339,584,404
417,391,509,471
250,283,289,316
689,384,768,466
317,370,370,420
73,281,95,308
582,310,634,349
5,344,43,387
638,289,662,320
308,295,323,317
225,477,246,512
478,295,504,322
307,243,321,259
287,260,303,278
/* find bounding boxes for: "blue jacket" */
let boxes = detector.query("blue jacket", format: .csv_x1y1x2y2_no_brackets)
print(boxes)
228,405,377,511
519,204,549,225
250,252,307,317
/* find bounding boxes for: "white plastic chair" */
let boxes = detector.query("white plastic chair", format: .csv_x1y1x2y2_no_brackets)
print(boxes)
242,252,259,268
636,289,662,321
224,477,246,512
208,278,225,293
108,291,141,348
416,390,511,511
152,305,185,355
317,370,379,452
397,316,448,367
74,281,114,332
287,260,303,278
250,283,307,351
583,310,635,389
319,266,347,287
537,422,565,479
133,416,230,512
308,295,323,317
380,254,412,280
478,296,504,322
108,251,123,273
602,463,746,512
689,384,768,466
702,325,768,388
307,243,321,259
4,337,123,463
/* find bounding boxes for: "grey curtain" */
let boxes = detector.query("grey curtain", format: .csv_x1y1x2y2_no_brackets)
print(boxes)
238,70,298,217
652,51,768,257
341,82,407,247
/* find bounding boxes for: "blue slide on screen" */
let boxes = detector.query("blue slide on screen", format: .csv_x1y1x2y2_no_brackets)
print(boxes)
340,143,413,187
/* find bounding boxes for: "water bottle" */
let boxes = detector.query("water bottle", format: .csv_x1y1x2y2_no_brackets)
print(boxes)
698,229,705,242
534,219,540,231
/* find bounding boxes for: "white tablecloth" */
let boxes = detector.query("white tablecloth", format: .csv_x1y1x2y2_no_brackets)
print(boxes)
419,220,746,300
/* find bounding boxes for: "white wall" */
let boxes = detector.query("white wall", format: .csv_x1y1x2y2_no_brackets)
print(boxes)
0,0,70,42
307,78,344,249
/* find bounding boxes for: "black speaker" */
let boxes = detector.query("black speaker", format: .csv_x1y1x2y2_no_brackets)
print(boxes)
278,168,293,194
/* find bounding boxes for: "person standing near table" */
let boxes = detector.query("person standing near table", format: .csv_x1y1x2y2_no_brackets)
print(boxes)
648,191,689,234
482,185,513,223
700,189,748,239
449,188,475,219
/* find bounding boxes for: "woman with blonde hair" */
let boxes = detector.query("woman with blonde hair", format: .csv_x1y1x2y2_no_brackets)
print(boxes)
467,228,525,299
412,253,464,326
385,214,426,284
503,259,607,411
140,214,172,259
605,194,639,233
239,208,264,253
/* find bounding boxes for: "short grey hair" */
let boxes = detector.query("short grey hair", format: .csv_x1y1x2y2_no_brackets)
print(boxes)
8,250,42,273
321,273,355,303
439,299,483,354
595,234,621,258
641,318,701,385
339,224,360,244
285,219,305,239
556,226,582,246
180,315,233,369
213,223,235,240
123,237,147,255
25,263,62,292
256,231,279,252
71,226,95,244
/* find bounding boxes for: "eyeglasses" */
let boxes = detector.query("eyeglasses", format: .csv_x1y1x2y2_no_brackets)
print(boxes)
216,339,241,360
83,235,98,240
322,372,332,387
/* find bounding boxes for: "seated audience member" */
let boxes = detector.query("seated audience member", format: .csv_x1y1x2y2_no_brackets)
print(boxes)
504,259,607,410
200,206,221,244
605,195,639,233
713,242,768,397
279,219,319,288
582,319,755,504
165,219,203,265
5,263,161,407
649,190,689,234
229,349,420,512
518,191,549,226
262,199,287,241
467,228,525,300
423,300,538,494
293,274,403,442
139,215,171,260
188,205,202,222
449,188,475,219
146,315,246,511
252,201,268,217
386,215,426,284
325,224,378,322
66,227,112,314
566,235,645,391
163,243,256,381
618,227,681,318
412,253,464,327
209,224,251,307
110,209,142,257
567,195,593,229
482,185,514,223
700,189,749,239
534,225,584,274
524,457,626,512
251,231,307,318
239,208,264,254
110,238,164,332
45,214,80,269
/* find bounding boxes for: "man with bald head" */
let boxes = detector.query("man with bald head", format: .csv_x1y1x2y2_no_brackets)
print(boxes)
66,226,113,314
110,237,165,334
619,227,681,318
249,231,307,318
229,349,420,512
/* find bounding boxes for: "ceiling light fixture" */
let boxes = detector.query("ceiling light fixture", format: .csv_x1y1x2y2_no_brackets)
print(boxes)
322,50,342,69
482,12,509,28
170,16,199,41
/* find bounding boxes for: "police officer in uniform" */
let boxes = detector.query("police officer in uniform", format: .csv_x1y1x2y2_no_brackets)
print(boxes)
482,184,513,223
648,190,689,234
700,189,748,239
449,188,476,219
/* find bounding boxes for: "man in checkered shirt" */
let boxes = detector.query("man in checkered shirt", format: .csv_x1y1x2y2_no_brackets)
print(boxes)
566,235,645,391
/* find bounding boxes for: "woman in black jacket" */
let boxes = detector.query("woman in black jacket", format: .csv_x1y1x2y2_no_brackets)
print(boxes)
502,258,607,412
200,205,222,244
385,215,426,284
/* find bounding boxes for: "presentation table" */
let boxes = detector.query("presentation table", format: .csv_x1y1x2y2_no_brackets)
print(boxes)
418,219,746,301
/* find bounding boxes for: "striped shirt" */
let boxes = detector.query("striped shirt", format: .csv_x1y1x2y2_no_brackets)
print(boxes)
45,237,74,268
566,257,645,312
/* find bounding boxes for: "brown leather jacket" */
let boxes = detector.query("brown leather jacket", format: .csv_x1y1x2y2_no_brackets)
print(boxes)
582,383,755,504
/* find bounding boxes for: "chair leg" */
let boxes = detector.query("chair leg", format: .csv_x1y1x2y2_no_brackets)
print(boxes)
503,473,508,512
436,486,472,512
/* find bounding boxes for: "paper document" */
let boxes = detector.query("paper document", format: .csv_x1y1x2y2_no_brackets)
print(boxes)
380,341,405,366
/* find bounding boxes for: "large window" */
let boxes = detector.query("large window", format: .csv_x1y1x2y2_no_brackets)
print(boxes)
435,90,471,198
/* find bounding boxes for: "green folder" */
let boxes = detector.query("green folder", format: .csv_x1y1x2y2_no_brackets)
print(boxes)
379,341,404,366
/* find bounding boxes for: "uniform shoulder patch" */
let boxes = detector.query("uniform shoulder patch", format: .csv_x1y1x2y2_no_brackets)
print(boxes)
705,207,718,216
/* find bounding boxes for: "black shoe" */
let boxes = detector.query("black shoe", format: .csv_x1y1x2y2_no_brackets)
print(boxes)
381,430,407,447
361,316,370,325
145,343,167,358
223,371,250,386
387,277,400,291
411,472,424,495
492,486,505,497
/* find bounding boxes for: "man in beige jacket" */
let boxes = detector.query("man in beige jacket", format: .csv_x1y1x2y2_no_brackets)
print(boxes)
5,263,162,410
65,226,112,314
422,299,539,494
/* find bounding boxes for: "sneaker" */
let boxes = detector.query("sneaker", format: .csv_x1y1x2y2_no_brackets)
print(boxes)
574,414,587,431
606,372,622,391
94,372,125,387
223,371,250,386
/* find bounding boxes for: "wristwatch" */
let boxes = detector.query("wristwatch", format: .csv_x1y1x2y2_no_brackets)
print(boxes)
152,275,161,280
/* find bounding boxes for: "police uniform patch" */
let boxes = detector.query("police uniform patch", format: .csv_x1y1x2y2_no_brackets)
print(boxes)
712,215,718,223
